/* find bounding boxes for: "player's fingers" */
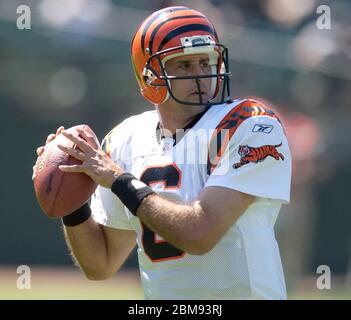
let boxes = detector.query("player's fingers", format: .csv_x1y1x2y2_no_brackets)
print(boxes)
57,144,85,161
61,130,91,153
56,126,65,135
59,164,84,173
36,146,45,156
46,134,56,144
76,128,97,148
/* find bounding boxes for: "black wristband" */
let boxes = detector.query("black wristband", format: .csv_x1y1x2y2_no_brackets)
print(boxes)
111,172,155,216
62,202,91,227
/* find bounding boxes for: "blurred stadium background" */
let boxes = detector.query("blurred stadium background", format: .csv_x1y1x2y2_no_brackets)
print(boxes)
0,0,350,299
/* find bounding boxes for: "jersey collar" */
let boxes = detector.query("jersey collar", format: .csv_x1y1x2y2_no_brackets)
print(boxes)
156,106,211,146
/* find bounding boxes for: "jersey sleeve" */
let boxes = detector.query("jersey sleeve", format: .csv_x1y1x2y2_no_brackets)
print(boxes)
205,115,292,203
90,185,133,230
90,124,134,230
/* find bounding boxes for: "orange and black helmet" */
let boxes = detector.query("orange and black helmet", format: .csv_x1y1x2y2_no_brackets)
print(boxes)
131,6,231,106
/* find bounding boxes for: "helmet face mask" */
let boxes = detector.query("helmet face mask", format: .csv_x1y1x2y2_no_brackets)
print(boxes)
131,6,232,106
144,42,232,106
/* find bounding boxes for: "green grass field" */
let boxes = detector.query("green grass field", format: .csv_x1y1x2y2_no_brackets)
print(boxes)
0,267,143,300
1,266,350,300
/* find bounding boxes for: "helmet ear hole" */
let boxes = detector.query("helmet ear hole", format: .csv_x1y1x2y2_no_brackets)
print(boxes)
142,67,156,85
143,65,168,89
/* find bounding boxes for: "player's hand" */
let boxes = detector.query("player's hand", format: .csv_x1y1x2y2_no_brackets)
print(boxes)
32,126,65,181
57,128,123,189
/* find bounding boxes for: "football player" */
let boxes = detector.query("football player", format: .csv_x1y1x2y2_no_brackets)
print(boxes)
34,6,291,299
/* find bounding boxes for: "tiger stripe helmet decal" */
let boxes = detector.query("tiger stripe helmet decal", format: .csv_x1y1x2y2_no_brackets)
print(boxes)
140,7,190,55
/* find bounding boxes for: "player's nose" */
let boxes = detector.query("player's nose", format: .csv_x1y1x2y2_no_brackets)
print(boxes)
191,63,207,76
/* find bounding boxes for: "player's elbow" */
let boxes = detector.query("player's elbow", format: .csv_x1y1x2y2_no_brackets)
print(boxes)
185,241,216,255
85,273,108,281
80,266,115,281
84,271,112,281
182,218,221,255
183,233,218,255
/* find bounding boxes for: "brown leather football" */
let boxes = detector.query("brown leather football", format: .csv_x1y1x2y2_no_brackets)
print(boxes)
34,125,99,218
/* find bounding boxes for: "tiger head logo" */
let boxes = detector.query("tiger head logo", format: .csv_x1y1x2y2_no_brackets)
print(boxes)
238,145,251,158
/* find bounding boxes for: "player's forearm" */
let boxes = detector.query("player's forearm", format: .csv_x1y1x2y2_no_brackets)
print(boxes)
137,194,213,254
110,172,217,254
63,217,111,279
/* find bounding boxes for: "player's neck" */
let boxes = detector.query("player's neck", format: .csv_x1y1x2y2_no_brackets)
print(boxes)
158,115,196,135
156,104,207,135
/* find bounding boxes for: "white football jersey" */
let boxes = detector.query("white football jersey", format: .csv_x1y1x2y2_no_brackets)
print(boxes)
90,99,292,300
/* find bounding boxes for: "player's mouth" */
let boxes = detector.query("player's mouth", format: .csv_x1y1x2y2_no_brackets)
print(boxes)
190,90,207,96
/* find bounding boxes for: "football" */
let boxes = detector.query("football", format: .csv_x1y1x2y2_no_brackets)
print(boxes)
34,125,99,218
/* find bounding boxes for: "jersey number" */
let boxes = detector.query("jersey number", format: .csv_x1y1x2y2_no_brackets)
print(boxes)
140,164,185,262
